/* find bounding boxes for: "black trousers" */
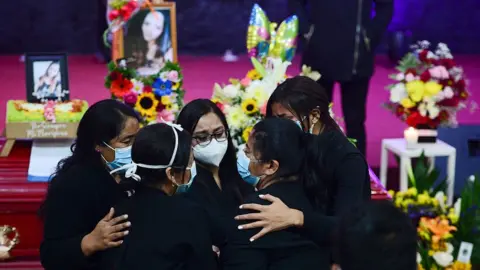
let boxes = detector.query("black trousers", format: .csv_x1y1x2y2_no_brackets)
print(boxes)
317,77,370,156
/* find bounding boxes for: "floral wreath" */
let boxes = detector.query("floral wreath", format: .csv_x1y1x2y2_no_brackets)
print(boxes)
105,59,185,125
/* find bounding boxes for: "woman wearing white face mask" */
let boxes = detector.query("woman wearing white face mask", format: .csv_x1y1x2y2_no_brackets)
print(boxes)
107,123,217,270
40,100,140,270
176,99,254,252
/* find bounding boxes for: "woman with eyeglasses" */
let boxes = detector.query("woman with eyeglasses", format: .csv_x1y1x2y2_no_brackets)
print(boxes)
106,123,217,270
176,99,254,251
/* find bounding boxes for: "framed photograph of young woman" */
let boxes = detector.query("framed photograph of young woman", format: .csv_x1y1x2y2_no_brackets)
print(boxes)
25,53,70,103
122,2,178,76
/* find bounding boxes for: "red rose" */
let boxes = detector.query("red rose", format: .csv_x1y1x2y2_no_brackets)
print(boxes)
438,97,460,107
108,10,120,21
143,85,153,93
406,112,430,128
395,105,406,117
418,50,429,62
156,102,165,112
420,71,431,82
120,6,131,19
456,79,466,90
127,1,138,10
109,71,122,81
441,59,456,69
459,91,469,100
406,68,417,76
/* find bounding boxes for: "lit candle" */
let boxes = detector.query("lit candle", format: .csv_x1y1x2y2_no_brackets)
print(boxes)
404,127,418,147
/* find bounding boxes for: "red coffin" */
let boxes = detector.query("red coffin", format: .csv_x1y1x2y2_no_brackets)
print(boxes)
0,140,389,269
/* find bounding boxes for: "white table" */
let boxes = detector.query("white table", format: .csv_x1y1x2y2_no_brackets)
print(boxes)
380,138,456,204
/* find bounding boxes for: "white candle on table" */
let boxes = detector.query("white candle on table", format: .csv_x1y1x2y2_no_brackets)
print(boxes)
404,127,418,147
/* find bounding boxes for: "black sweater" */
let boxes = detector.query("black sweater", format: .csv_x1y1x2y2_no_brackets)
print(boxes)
289,0,394,81
110,186,217,270
302,130,371,246
40,161,127,270
185,165,254,248
222,181,330,270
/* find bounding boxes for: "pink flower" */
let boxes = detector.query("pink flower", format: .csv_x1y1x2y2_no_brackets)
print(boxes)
429,66,449,79
260,102,267,115
123,91,138,105
157,109,175,123
240,77,252,87
167,71,179,82
248,48,257,58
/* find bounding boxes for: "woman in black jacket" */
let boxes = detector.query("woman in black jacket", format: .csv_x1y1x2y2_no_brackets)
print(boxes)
176,99,254,249
223,118,329,270
111,123,217,270
40,100,140,270
236,76,371,245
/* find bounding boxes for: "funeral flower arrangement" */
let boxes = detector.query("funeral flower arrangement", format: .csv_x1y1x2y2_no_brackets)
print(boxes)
389,155,480,269
211,4,321,146
385,41,470,129
105,60,185,125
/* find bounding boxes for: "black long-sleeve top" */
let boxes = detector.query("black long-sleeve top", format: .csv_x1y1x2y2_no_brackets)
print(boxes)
40,160,127,270
222,181,330,270
184,165,254,248
288,0,394,81
301,130,371,246
109,185,217,270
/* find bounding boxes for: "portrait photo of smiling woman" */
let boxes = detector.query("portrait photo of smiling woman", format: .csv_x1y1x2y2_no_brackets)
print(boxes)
123,3,177,76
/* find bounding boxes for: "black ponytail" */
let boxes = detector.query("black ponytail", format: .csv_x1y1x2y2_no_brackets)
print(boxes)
300,133,329,212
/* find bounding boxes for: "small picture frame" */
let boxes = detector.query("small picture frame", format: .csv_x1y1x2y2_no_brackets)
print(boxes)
120,1,178,76
25,53,70,103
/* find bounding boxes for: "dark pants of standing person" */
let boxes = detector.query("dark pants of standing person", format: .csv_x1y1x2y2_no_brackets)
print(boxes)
318,77,370,156
96,0,111,62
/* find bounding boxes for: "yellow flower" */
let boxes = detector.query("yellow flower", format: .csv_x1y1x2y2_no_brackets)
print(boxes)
226,105,248,129
418,192,431,204
135,92,159,119
418,264,424,270
242,127,253,143
246,69,262,80
401,98,416,108
407,187,418,196
402,199,415,209
243,80,271,105
452,261,472,270
388,190,395,198
161,95,172,105
241,98,259,115
172,81,180,90
406,80,425,102
424,81,443,97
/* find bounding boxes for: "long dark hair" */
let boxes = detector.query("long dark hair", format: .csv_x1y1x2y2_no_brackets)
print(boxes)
131,123,191,187
39,99,140,218
266,76,341,133
251,118,327,211
176,99,248,202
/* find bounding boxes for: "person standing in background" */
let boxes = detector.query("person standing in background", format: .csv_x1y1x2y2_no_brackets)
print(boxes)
96,0,111,63
288,0,394,155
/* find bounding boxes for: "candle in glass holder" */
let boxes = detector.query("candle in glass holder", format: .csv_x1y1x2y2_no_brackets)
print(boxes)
404,127,418,148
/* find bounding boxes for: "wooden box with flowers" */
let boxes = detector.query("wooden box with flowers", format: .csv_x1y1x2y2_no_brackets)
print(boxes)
105,60,185,125
385,41,471,144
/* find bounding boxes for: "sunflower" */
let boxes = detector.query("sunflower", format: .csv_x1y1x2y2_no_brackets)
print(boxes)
246,69,262,80
135,92,159,118
241,98,259,115
110,78,133,98
242,126,253,143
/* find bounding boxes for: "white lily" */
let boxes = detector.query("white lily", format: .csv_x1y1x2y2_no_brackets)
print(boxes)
390,83,408,103
432,251,454,267
454,198,462,217
434,191,446,212
419,98,440,119
417,253,422,264
300,65,321,81
446,243,454,254
264,58,290,84
469,175,476,183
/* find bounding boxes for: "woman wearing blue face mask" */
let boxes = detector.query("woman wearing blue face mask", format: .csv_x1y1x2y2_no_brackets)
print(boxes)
40,99,140,270
223,118,330,270
176,99,254,250
108,123,217,270
236,76,371,250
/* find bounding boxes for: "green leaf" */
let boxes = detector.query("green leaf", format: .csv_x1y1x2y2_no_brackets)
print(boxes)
107,61,116,72
251,57,266,77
